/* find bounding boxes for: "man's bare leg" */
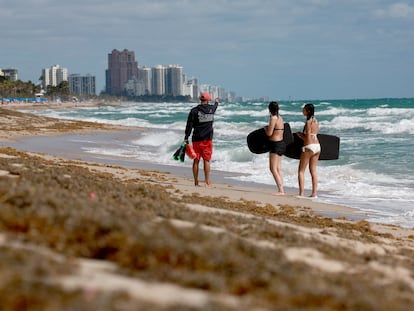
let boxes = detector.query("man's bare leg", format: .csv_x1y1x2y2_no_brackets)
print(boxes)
204,159,212,187
193,159,200,186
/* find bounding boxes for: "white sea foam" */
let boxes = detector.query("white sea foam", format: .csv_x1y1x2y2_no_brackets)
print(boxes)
24,100,414,228
219,109,266,118
367,107,414,116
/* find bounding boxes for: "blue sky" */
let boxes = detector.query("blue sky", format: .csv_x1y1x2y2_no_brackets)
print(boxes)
1,0,414,100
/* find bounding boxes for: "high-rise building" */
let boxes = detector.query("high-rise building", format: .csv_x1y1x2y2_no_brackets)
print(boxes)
165,65,183,96
1,68,18,81
151,65,165,96
183,77,199,99
42,64,67,89
105,49,138,95
200,84,220,100
138,66,151,95
68,74,96,95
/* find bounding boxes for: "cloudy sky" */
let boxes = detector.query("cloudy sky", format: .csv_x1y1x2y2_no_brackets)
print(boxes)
1,0,414,100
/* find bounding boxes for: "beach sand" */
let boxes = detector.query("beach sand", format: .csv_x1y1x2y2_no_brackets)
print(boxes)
1,105,414,310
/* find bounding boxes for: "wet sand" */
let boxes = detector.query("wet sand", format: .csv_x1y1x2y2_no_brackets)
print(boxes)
0,106,414,310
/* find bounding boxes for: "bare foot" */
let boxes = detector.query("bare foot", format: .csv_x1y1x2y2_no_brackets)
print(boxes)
273,192,285,196
205,183,213,188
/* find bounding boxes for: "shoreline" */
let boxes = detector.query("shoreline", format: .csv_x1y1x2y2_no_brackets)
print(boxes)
5,102,413,228
1,105,414,309
1,119,363,221
1,99,115,109
0,104,409,224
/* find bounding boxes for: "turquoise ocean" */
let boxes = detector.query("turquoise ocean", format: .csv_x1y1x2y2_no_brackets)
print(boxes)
25,98,414,228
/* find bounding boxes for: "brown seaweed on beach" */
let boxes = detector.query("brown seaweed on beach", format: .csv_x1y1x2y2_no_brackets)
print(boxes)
0,146,414,310
0,108,414,310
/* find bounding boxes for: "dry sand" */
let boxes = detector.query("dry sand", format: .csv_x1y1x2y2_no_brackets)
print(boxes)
0,105,414,310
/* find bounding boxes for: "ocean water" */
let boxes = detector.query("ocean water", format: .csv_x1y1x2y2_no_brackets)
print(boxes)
25,98,414,228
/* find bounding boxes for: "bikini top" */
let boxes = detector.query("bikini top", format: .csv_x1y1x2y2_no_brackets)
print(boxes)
273,116,284,131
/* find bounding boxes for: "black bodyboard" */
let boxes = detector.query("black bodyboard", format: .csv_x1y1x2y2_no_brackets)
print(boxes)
247,123,293,154
285,133,340,160
319,134,340,160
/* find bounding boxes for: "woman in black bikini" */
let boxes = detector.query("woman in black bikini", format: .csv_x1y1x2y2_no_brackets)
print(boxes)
264,101,286,195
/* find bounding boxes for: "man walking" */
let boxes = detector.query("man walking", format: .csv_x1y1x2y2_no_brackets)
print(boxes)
184,92,219,187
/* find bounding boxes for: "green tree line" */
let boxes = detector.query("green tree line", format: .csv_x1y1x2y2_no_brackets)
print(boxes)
0,78,41,98
0,77,70,100
45,81,70,101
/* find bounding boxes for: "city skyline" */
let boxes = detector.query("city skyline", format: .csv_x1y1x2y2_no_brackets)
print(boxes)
1,1,414,100
2,51,236,100
106,49,192,98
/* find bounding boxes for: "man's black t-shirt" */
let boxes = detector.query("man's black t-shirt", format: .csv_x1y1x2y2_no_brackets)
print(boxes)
184,102,218,142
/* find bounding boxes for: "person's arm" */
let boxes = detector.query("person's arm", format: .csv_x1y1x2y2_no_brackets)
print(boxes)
297,119,311,141
212,98,219,111
304,119,312,141
184,110,194,142
264,116,276,136
296,120,308,140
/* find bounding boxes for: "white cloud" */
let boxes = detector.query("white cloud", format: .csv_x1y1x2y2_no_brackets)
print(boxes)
374,3,414,19
1,0,414,98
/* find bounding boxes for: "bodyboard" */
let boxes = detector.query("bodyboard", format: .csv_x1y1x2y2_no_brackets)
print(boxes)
247,123,293,154
285,133,340,160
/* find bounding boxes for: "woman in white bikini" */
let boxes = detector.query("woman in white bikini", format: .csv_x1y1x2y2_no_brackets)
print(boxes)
264,101,285,195
296,103,320,197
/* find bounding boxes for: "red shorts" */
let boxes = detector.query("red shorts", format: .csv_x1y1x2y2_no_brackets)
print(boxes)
192,139,213,161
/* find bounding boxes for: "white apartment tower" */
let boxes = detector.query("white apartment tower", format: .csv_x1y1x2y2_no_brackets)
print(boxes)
42,64,68,89
183,77,199,99
138,66,151,95
151,65,165,95
165,65,183,96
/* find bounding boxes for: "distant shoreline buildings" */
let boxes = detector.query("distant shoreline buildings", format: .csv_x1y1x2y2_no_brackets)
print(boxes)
2,48,239,101
42,64,67,90
0,68,18,81
68,74,96,96
105,49,237,101
41,64,96,97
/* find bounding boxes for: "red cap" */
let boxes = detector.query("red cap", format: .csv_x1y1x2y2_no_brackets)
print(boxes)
199,92,211,101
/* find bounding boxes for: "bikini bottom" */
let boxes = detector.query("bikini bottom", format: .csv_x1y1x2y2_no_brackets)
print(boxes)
269,140,286,156
302,143,321,154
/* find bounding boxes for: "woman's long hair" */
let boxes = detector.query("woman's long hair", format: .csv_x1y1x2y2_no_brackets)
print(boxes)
268,101,279,117
304,103,315,120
